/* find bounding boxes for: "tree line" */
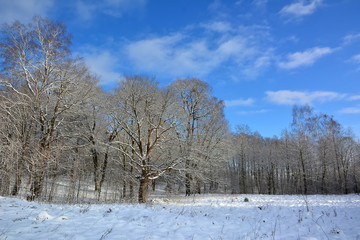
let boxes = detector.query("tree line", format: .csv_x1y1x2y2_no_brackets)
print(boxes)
230,105,359,195
0,18,359,203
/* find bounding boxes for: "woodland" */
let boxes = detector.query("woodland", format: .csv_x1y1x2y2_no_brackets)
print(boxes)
0,17,359,203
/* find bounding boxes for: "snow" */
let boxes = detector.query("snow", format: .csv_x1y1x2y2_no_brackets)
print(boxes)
1,194,360,240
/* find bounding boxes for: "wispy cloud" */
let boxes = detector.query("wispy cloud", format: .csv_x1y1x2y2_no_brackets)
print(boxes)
75,0,146,20
242,49,273,78
266,90,345,105
102,0,147,17
201,21,232,33
278,47,334,69
225,98,255,107
339,107,360,114
126,33,218,77
76,1,97,21
343,33,360,45
77,46,121,86
349,54,360,71
0,0,54,23
349,95,360,101
125,22,273,80
252,0,268,9
237,109,269,115
280,0,323,18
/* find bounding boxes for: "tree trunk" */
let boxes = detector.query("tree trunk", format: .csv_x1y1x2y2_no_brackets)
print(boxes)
299,150,308,194
27,174,44,201
240,153,246,193
152,179,156,191
48,174,57,202
185,159,191,196
96,148,109,200
138,177,149,203
11,170,22,196
321,148,327,194
122,153,127,197
344,168,349,194
353,168,359,193
11,145,26,196
197,179,201,194
130,143,135,198
92,147,100,191
129,165,134,198
11,128,33,196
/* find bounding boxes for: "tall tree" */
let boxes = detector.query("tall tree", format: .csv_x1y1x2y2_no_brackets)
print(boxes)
170,78,227,195
0,17,96,200
111,75,179,203
291,105,317,194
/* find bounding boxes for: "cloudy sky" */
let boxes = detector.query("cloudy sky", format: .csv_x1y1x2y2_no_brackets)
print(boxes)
1,0,360,138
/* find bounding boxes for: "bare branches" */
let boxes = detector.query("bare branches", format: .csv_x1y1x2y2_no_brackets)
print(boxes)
0,17,96,200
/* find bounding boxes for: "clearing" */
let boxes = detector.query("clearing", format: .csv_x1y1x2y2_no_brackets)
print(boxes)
1,194,360,239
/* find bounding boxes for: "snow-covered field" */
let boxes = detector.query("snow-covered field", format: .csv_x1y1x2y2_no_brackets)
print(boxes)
1,194,360,240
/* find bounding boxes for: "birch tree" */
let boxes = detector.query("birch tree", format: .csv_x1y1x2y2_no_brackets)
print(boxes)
0,17,96,200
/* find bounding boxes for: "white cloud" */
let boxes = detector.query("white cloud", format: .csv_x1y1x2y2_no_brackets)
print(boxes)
242,50,273,78
201,21,232,33
76,0,146,20
352,54,360,62
225,98,255,107
280,0,323,18
0,0,54,23
252,0,268,9
127,34,223,77
266,90,345,105
347,54,360,71
126,34,219,77
77,21,272,85
350,54,360,63
343,33,360,45
349,95,360,101
102,0,146,17
216,36,255,61
76,1,97,21
278,47,334,69
339,107,360,114
125,23,272,79
78,47,121,86
237,109,269,115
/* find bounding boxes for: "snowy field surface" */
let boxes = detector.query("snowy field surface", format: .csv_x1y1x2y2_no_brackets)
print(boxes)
1,194,360,240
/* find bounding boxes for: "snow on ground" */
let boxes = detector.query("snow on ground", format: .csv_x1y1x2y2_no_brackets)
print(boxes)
1,194,360,240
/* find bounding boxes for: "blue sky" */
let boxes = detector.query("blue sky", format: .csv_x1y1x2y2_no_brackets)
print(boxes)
1,0,360,138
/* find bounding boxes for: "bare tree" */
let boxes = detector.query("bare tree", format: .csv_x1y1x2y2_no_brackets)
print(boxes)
169,78,228,195
0,17,96,200
111,75,179,203
290,105,318,194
